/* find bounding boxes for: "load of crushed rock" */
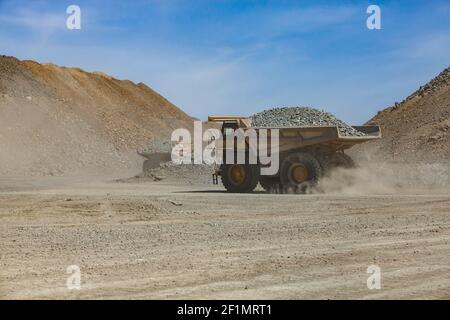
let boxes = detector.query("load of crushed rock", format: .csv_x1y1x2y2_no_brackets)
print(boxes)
251,107,366,137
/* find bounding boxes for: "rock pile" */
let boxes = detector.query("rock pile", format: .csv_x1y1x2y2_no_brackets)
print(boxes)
132,161,214,185
251,107,366,136
401,66,450,105
359,65,450,162
138,141,172,155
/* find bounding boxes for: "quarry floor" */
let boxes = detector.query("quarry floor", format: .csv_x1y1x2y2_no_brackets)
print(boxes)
0,177,449,299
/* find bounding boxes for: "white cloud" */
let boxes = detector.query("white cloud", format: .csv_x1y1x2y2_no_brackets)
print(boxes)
269,6,358,30
389,33,450,60
0,8,65,32
225,5,359,41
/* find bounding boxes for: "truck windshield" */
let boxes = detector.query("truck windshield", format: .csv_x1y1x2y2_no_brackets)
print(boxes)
224,127,235,136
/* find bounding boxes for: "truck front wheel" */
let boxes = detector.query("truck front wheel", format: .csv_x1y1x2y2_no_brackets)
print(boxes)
221,164,260,193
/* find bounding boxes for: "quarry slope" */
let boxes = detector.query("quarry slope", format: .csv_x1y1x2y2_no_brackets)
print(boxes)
358,66,450,162
0,56,192,176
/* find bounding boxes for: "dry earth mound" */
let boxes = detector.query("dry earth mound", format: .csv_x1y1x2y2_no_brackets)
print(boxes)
0,56,193,176
355,66,450,162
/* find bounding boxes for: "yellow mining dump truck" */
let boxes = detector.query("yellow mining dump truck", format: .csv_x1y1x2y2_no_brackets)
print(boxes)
207,116,381,193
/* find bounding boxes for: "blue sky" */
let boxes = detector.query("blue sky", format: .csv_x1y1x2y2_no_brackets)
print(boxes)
0,0,449,123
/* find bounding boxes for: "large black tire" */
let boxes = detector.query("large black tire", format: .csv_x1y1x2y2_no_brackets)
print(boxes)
279,152,322,193
221,164,260,193
259,176,281,193
328,153,356,170
315,154,329,175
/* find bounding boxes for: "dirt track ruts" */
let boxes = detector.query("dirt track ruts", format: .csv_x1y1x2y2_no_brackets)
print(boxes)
1,178,449,299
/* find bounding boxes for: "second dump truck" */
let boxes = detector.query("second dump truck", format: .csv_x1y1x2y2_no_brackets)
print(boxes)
208,116,381,193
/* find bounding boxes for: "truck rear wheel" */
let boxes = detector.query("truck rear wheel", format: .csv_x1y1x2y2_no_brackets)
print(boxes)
221,164,260,193
328,153,356,169
280,152,322,193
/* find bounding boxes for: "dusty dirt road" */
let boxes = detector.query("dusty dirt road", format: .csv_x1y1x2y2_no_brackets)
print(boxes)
0,176,449,299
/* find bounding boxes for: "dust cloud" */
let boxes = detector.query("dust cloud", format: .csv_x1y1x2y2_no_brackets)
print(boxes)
312,161,450,195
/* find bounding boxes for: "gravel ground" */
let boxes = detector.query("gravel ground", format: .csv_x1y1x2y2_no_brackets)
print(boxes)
0,177,449,299
252,107,366,136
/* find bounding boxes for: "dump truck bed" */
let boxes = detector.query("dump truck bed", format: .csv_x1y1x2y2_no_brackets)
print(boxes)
252,125,381,152
208,116,381,152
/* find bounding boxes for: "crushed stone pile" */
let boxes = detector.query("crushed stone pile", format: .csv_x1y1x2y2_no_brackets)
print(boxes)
355,65,450,161
138,141,172,155
128,161,214,185
400,66,450,105
251,107,366,136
